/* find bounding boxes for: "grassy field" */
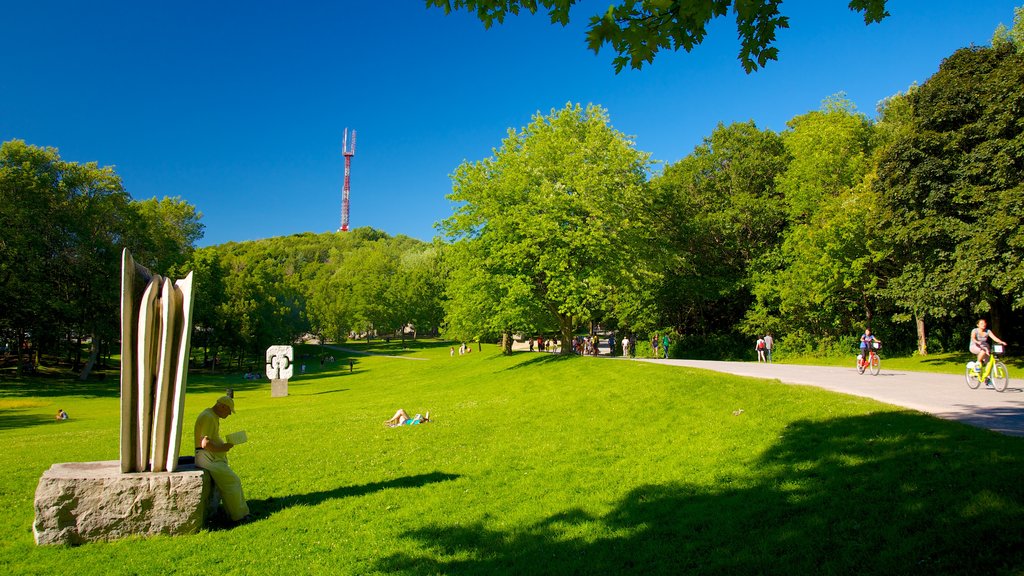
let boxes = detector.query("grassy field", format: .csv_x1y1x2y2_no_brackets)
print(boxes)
2,342,1023,575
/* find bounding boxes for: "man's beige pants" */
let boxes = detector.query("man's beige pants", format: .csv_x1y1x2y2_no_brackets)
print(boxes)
195,450,250,521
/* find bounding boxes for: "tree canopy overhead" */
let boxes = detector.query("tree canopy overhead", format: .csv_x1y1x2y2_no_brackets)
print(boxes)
426,0,890,72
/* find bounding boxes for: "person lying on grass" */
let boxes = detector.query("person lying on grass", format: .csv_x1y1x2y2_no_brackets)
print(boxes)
384,409,430,427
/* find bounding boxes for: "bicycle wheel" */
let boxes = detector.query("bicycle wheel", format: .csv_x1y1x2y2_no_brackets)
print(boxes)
992,361,1009,392
869,354,880,376
965,365,981,389
857,358,866,375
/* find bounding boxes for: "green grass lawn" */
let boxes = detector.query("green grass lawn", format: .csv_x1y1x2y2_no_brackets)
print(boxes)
2,342,1023,575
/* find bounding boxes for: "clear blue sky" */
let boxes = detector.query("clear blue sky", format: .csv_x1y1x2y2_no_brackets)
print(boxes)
2,1,1019,247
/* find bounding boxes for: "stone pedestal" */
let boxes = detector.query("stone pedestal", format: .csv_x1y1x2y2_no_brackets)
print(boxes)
271,378,288,397
33,458,213,546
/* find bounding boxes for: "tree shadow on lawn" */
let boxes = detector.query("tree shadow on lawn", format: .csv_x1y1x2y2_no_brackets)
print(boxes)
502,353,577,370
248,472,461,519
376,412,1024,575
0,377,120,399
0,410,60,430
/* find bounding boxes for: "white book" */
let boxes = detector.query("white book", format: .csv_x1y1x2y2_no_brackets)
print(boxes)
225,430,248,445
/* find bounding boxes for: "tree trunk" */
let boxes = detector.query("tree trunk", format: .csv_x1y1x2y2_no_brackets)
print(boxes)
915,313,927,356
501,331,512,355
989,301,1003,341
558,316,575,355
16,330,25,376
79,335,99,381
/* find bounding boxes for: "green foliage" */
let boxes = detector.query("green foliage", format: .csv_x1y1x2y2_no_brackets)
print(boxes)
3,345,1024,573
441,103,661,349
875,43,1024,326
129,197,205,273
744,98,886,341
653,121,789,336
427,0,890,72
0,140,200,376
992,6,1024,53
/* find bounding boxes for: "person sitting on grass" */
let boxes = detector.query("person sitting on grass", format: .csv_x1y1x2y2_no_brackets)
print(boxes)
384,409,430,427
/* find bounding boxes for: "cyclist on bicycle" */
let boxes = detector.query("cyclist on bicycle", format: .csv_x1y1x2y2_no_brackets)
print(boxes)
858,328,880,366
970,319,1006,369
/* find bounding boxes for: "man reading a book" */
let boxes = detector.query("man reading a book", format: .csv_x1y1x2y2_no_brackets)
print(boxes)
195,395,250,523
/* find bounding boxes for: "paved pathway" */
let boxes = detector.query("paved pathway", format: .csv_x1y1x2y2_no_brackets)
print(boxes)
635,358,1024,437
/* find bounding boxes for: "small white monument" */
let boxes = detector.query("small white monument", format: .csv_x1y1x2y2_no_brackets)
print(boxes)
267,345,294,397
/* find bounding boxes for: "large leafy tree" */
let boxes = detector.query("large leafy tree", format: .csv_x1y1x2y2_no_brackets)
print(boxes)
743,98,886,344
653,121,789,336
427,0,889,72
441,103,660,352
875,40,1024,349
0,140,137,377
130,196,205,274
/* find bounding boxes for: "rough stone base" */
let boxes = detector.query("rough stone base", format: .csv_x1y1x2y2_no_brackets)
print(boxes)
271,378,288,397
33,458,213,546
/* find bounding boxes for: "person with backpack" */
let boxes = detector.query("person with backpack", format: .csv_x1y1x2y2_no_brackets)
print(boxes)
756,337,767,363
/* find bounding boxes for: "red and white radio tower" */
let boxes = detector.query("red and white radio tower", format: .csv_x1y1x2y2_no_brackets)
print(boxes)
339,128,357,232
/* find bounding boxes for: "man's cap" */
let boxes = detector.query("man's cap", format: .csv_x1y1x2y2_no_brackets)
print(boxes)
216,396,235,413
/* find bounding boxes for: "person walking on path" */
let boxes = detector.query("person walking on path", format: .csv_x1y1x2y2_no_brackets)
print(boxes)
651,335,659,358
756,337,767,363
622,335,631,358
661,334,670,359
763,333,774,363
194,396,250,524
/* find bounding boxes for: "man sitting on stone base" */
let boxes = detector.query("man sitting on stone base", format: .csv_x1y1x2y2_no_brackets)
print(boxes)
194,396,250,524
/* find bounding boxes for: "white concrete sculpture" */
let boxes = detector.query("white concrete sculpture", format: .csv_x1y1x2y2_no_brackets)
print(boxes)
119,249,195,473
266,345,294,397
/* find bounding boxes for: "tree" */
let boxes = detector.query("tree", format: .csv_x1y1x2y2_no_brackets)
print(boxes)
426,0,890,72
0,140,137,377
441,103,660,352
741,98,885,346
653,121,789,336
875,41,1024,350
391,245,446,338
992,6,1024,53
130,196,205,273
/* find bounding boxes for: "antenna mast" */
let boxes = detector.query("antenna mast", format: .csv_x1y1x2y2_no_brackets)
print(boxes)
339,128,357,232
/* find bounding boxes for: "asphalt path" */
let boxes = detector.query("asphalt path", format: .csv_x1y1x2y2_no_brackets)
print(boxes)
635,358,1024,437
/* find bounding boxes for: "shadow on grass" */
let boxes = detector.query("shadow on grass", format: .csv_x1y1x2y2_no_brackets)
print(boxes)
376,412,1024,574
0,378,120,399
503,353,577,370
293,388,350,396
323,340,451,359
249,472,461,519
0,410,59,430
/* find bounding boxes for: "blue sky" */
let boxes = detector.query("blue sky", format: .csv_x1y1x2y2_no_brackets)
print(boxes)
2,1,1020,247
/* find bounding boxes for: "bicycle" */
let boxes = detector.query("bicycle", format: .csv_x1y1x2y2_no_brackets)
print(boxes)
857,341,881,376
966,344,1010,392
